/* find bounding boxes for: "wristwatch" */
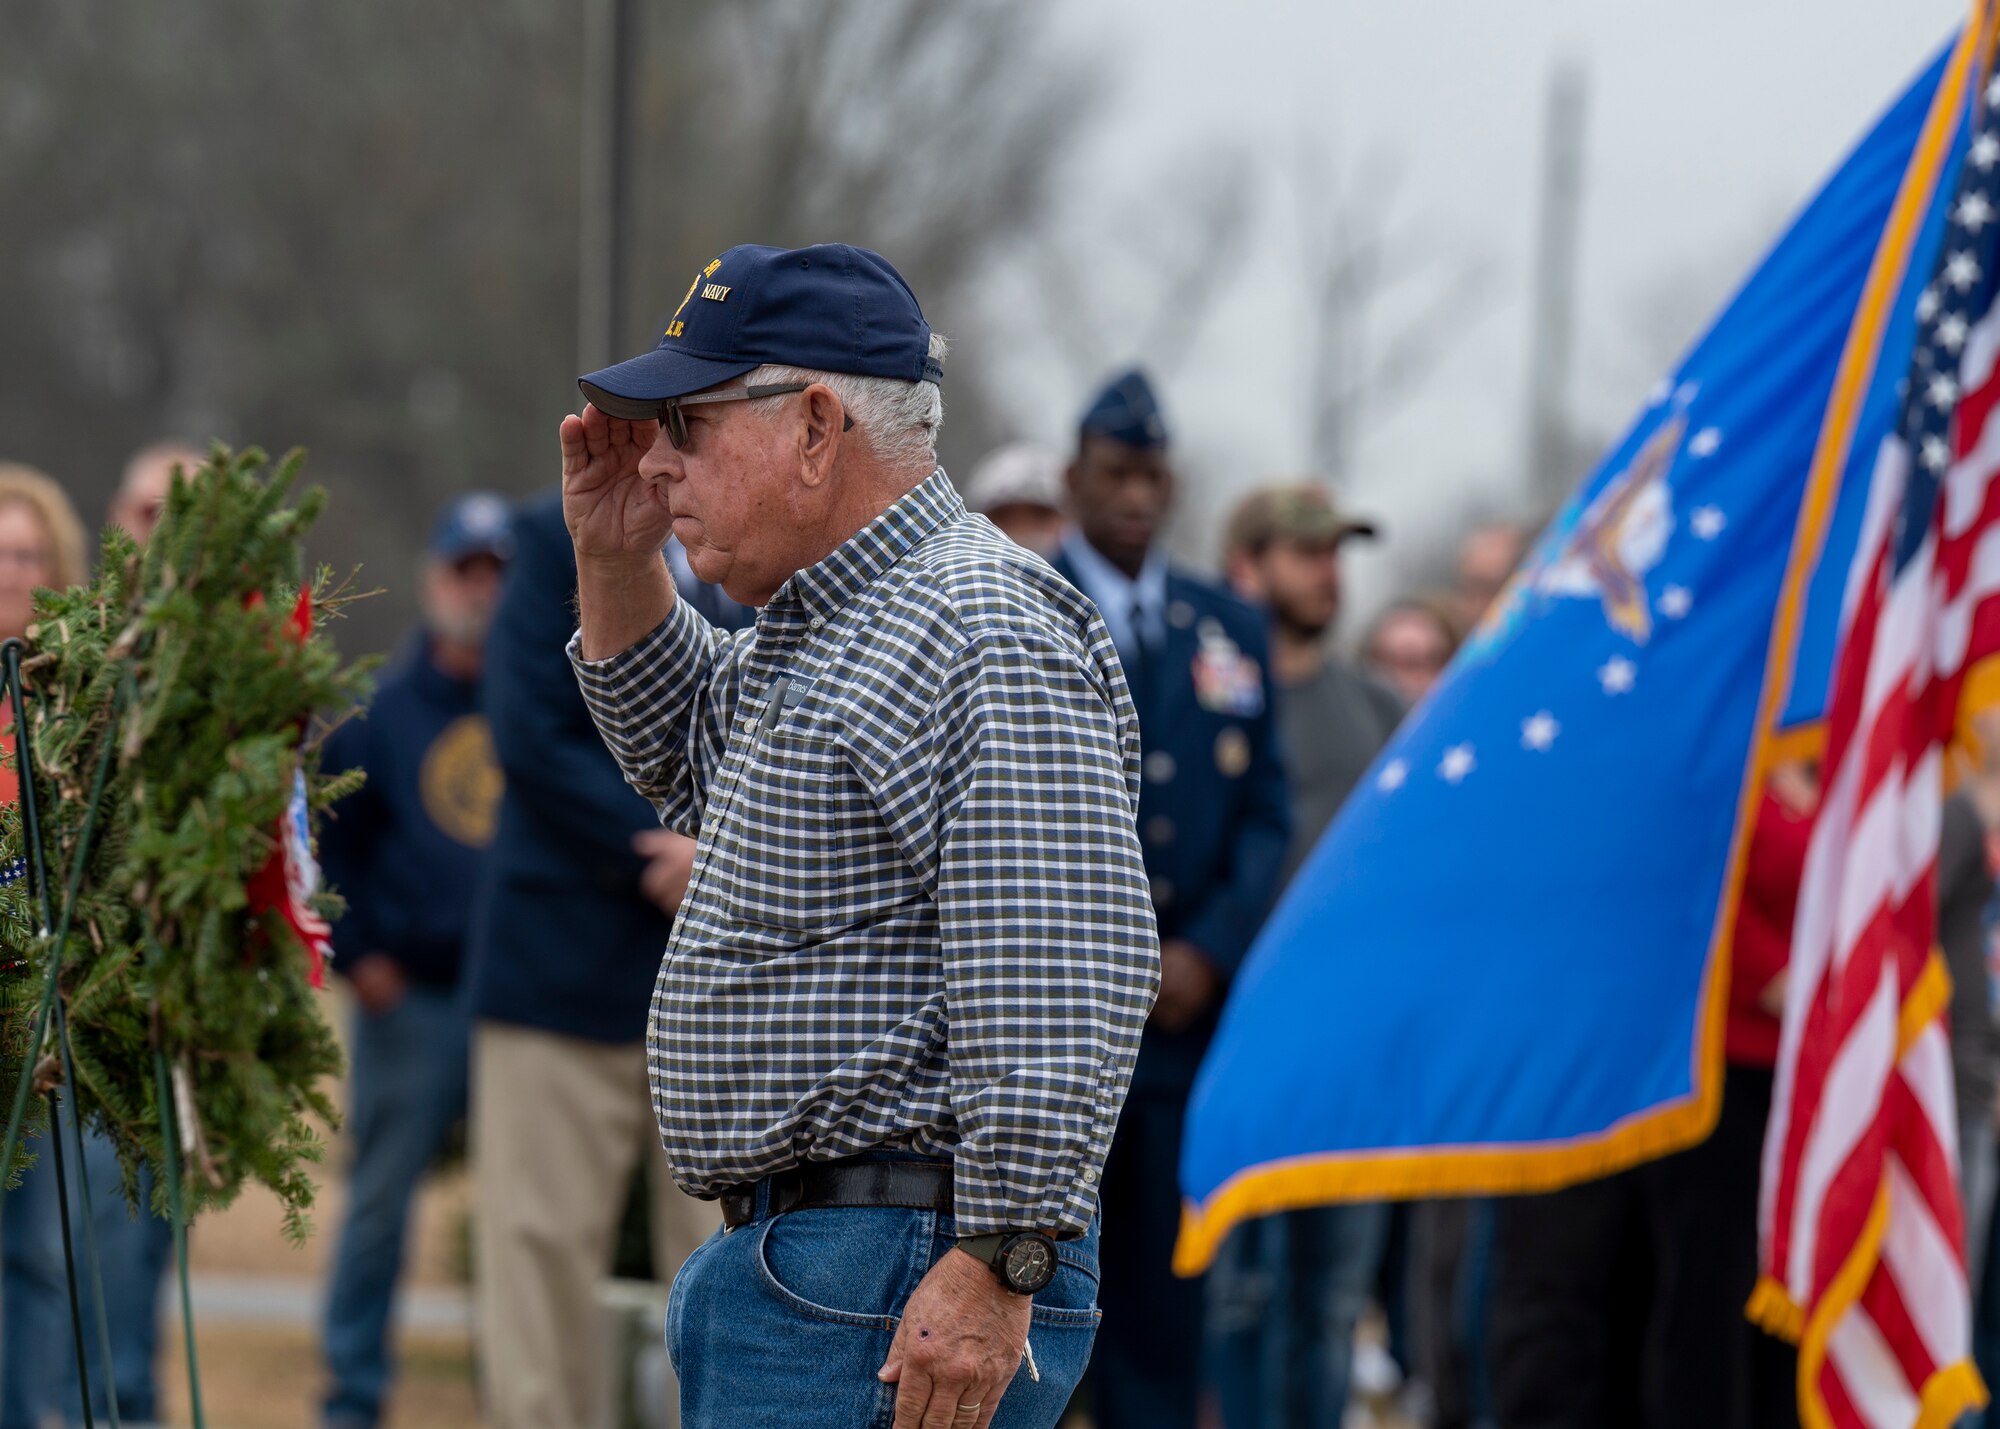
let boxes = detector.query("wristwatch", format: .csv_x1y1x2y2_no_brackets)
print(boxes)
957,1230,1058,1294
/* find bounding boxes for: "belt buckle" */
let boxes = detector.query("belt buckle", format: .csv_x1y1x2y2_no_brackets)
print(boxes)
720,1187,756,1232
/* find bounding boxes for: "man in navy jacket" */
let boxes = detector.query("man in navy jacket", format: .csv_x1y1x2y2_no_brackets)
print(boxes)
465,488,750,1429
1049,372,1290,1429
319,493,513,1429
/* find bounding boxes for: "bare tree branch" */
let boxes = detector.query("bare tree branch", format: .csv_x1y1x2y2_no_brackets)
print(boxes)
1290,137,1495,484
0,0,1102,652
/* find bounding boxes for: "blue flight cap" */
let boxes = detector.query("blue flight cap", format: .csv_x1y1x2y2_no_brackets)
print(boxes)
1078,368,1169,450
427,491,514,562
578,243,941,418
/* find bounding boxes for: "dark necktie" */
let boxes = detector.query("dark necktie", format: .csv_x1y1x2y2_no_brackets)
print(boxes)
1125,598,1155,708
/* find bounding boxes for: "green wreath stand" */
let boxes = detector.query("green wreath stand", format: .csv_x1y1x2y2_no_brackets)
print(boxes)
0,447,371,1427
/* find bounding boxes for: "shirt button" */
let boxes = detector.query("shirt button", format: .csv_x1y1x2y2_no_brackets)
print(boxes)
740,715,757,731
809,615,824,629
1082,1169,1099,1185
1144,751,1177,784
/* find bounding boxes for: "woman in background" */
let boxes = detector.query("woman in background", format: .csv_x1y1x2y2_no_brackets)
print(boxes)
0,464,86,799
1363,595,1461,706
0,462,161,1429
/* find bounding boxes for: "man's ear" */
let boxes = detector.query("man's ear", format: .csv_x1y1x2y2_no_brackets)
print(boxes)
798,383,845,488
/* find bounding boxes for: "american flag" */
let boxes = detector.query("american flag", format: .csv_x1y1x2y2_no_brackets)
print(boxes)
1754,47,2000,1429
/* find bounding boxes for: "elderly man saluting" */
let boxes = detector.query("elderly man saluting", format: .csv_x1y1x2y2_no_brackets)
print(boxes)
558,243,1159,1429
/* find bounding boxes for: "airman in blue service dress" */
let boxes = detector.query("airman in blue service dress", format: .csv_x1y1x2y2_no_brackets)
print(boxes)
1050,370,1289,1429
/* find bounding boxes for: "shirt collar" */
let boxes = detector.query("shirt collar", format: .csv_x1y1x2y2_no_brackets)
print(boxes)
766,467,964,630
1061,532,1168,624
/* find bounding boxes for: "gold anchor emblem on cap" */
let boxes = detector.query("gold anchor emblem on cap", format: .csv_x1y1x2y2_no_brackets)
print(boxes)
665,258,723,340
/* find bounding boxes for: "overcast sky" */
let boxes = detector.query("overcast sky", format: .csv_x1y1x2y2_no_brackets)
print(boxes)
999,0,1968,599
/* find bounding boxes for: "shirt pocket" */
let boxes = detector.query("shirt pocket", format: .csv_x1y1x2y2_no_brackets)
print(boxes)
722,726,861,935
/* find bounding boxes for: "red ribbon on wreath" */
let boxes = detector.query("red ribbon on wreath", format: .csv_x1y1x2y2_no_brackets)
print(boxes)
242,587,331,988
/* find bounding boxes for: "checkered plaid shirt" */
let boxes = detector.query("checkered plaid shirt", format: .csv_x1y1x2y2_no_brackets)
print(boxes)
568,469,1158,1235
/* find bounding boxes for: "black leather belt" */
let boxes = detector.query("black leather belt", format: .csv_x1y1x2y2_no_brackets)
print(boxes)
717,1156,953,1231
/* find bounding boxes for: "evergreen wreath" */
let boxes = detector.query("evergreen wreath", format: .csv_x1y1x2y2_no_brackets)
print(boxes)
0,447,371,1236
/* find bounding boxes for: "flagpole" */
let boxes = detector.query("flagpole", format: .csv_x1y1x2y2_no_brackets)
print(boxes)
578,0,636,373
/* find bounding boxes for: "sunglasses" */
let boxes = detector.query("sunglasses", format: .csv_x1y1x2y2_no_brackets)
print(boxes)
657,382,855,451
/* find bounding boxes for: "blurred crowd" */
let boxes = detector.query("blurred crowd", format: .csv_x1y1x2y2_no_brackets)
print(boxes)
3,362,2000,1429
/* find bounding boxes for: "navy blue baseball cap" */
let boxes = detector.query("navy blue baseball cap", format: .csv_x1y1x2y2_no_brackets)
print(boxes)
427,491,514,562
1079,368,1169,450
577,243,941,419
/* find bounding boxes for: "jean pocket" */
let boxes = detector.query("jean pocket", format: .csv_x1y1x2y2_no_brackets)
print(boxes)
1028,1239,1103,1329
754,1207,932,1328
996,1265,1101,1429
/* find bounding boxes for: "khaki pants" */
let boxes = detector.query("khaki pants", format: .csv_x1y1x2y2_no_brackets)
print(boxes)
472,1020,717,1429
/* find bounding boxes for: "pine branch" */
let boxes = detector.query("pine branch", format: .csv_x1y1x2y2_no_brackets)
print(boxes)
0,446,372,1228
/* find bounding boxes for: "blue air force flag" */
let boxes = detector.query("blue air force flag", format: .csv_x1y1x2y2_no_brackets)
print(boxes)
1177,34,1978,1271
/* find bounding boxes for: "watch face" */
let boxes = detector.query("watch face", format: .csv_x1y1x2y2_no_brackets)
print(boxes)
1002,1235,1056,1293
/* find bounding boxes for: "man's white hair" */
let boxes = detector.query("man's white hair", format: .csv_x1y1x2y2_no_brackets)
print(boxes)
748,332,948,474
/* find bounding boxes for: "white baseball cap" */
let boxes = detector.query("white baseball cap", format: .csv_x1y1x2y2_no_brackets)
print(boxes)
963,443,1064,516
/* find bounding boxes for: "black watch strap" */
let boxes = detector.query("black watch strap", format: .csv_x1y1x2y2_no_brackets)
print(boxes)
958,1232,1010,1268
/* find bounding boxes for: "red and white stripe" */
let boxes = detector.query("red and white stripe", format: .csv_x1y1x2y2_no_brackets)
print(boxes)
1756,298,2000,1426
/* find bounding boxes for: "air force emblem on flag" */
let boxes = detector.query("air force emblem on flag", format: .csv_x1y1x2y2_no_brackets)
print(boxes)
1470,414,1689,661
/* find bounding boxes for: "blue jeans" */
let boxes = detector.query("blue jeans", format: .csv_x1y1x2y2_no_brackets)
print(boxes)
667,1191,1101,1428
2,1123,73,1429
2,1119,170,1428
321,984,471,1427
1206,1202,1391,1429
1458,1201,1496,1425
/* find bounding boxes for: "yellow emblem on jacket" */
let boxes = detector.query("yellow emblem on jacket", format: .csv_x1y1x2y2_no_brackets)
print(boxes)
420,714,504,849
